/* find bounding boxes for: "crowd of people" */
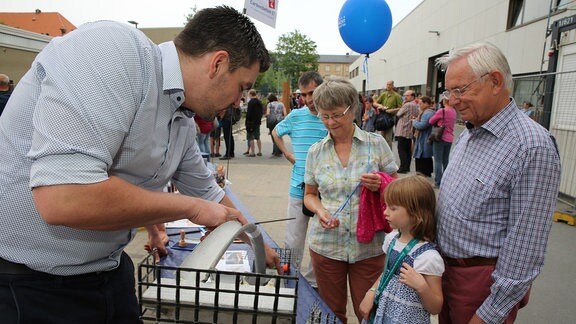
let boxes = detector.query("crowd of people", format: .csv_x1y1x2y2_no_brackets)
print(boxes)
0,6,562,323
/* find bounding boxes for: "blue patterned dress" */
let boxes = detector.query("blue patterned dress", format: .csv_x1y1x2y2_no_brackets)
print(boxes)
373,235,442,324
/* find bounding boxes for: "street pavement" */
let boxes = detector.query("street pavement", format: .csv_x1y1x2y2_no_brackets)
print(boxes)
126,119,576,323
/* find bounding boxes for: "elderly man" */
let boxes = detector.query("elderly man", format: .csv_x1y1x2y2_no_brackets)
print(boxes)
0,6,280,322
436,42,561,324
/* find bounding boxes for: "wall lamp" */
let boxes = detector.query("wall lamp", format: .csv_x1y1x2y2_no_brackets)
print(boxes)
428,30,440,36
128,20,139,29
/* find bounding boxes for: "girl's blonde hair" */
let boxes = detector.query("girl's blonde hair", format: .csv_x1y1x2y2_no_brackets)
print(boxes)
383,175,437,242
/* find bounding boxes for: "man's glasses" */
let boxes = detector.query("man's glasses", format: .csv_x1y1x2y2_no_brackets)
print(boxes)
319,105,351,121
443,72,489,99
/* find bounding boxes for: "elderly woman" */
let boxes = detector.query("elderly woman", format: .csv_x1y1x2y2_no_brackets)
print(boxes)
303,77,398,323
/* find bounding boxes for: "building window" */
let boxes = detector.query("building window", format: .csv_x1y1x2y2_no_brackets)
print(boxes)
508,0,567,29
335,65,342,72
325,65,331,72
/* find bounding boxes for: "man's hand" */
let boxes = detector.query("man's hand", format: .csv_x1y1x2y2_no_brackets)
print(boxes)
144,224,169,263
264,244,283,275
189,199,246,228
284,152,296,165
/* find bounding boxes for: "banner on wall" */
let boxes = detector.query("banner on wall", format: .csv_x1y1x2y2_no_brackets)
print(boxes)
244,0,279,28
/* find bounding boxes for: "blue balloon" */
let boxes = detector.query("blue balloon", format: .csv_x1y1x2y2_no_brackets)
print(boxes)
338,0,393,55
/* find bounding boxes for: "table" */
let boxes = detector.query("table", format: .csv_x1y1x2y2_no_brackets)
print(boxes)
138,188,340,323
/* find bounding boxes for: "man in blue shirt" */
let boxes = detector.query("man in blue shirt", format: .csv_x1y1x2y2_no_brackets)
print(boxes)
0,6,280,322
272,71,327,286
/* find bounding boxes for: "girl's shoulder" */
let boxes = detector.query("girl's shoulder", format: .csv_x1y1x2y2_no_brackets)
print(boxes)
412,242,445,276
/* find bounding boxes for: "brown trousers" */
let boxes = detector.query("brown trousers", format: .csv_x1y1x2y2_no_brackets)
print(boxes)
310,249,385,324
440,264,530,324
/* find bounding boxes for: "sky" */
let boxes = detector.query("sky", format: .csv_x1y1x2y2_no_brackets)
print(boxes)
2,0,423,55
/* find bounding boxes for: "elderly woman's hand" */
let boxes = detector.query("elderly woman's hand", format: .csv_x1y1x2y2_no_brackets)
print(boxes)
317,207,340,229
360,173,381,192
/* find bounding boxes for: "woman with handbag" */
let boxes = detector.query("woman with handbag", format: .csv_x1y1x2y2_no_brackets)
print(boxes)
428,93,457,187
265,94,287,157
412,96,435,177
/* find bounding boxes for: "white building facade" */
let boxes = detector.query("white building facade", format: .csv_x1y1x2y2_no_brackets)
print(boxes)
349,0,576,201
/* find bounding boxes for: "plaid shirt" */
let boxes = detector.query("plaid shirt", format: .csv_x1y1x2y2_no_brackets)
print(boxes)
305,126,398,263
395,101,419,139
437,99,561,323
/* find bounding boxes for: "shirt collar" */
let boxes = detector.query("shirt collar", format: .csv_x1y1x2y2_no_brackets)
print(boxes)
321,124,366,145
474,98,517,138
158,41,186,108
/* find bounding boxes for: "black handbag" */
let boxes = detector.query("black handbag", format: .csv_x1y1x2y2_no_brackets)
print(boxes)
427,109,445,143
374,111,395,131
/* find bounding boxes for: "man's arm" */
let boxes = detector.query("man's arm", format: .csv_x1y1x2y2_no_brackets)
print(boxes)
272,128,295,164
32,175,241,231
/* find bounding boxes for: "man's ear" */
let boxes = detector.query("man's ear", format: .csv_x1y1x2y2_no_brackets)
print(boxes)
208,50,229,79
489,70,505,94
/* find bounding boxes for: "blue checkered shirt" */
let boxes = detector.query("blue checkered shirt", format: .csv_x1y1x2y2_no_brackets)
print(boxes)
437,99,561,323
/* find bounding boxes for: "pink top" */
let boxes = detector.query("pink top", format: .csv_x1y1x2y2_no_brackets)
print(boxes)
428,106,457,143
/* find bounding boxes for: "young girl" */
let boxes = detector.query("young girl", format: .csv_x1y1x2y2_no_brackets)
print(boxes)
359,175,444,324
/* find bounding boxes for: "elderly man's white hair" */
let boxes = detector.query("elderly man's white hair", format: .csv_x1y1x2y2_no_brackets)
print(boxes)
435,42,513,92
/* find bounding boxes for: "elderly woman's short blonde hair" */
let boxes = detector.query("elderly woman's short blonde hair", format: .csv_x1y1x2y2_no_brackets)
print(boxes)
312,76,359,112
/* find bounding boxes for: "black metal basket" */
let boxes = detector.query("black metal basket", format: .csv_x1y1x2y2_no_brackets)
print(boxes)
138,248,299,324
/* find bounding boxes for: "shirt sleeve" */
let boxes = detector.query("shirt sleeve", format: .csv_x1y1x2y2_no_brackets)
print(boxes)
412,110,434,130
413,249,445,277
477,144,561,323
429,109,441,125
28,23,150,187
382,230,398,253
274,113,292,137
171,143,225,202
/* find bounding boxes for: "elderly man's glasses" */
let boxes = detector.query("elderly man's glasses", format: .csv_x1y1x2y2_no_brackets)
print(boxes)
443,72,489,99
319,105,351,121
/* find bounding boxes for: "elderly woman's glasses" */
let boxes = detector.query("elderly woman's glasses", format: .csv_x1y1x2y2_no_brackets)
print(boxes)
319,105,351,121
443,72,489,99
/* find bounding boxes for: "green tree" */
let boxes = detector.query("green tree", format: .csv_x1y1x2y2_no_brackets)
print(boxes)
275,30,319,89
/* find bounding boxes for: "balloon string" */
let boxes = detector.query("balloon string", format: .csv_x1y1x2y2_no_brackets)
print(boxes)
363,55,369,91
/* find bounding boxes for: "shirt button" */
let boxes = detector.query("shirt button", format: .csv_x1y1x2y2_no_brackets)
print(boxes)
177,96,182,101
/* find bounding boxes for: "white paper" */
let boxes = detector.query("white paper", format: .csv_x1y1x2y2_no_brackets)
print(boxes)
215,251,250,273
165,219,203,228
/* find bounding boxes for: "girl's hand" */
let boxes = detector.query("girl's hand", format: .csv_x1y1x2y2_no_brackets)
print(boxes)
359,289,376,320
317,208,339,229
399,263,428,292
360,173,381,192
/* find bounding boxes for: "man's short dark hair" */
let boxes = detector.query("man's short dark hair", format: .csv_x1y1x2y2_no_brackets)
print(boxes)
174,6,270,73
298,71,323,88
